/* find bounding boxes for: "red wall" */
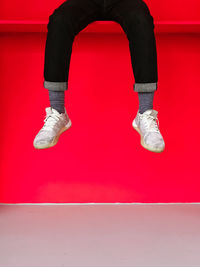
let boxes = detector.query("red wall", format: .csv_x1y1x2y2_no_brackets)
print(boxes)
0,0,200,21
0,0,200,203
1,32,200,203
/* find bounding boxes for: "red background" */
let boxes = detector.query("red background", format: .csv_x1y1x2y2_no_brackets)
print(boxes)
0,0,200,203
0,0,200,21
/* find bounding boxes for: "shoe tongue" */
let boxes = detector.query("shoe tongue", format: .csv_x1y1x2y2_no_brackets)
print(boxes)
51,108,61,115
45,107,61,116
143,109,158,117
45,107,52,115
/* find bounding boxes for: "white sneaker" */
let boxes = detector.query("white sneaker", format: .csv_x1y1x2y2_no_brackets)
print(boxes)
33,107,72,149
132,109,165,153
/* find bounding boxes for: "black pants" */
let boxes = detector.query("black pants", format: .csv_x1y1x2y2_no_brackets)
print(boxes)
44,0,158,92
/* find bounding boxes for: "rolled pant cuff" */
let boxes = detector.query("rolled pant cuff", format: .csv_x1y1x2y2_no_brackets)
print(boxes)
44,81,68,91
134,82,157,92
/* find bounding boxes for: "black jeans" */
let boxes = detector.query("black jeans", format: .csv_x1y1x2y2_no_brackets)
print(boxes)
44,0,158,92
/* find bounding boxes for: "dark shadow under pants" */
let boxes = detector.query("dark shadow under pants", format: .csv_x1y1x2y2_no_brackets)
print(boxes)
44,0,158,92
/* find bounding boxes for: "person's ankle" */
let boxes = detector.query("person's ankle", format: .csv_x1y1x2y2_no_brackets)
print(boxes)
48,90,65,114
138,91,154,114
52,107,65,114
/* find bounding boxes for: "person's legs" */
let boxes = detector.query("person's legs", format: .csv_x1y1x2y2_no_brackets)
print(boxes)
33,0,104,149
105,0,158,113
44,0,102,91
43,0,103,113
105,0,165,152
105,0,158,92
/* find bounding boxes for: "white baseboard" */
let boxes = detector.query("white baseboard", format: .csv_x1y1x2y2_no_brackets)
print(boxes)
0,202,200,206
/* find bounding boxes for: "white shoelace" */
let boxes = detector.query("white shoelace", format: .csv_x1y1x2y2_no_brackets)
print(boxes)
141,114,160,133
42,113,61,131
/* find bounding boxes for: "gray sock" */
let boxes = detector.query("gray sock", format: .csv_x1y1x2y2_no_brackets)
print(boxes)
48,90,65,114
138,91,155,114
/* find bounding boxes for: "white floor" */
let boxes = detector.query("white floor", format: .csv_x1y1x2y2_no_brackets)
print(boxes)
0,204,200,267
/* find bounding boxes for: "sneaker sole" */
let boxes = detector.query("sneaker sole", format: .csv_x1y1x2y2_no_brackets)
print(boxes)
33,119,72,150
132,119,165,153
